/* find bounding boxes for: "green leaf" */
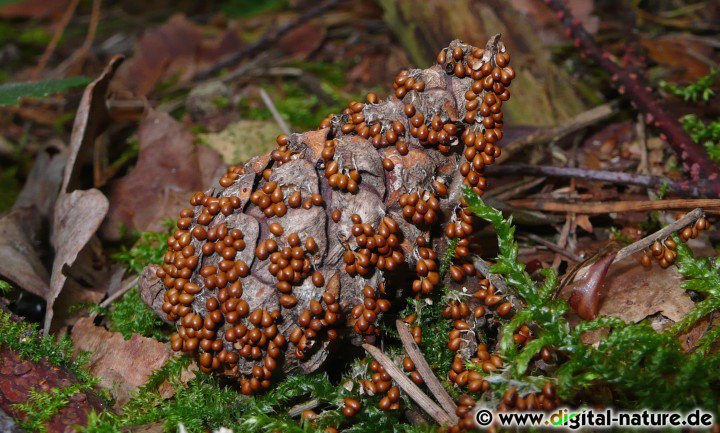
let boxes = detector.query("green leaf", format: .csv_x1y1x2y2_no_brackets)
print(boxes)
0,76,90,107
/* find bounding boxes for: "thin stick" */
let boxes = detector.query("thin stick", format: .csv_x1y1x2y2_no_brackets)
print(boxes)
521,233,583,262
614,208,704,263
259,88,291,135
99,276,138,308
288,398,319,417
54,0,101,76
193,0,342,81
395,321,458,417
472,258,508,293
362,344,455,425
507,199,720,214
486,177,546,200
497,102,617,163
32,0,81,79
485,164,716,198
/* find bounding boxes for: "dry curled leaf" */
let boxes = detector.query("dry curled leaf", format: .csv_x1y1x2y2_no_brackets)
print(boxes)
46,189,109,333
63,55,124,192
568,251,617,320
102,109,223,240
13,140,67,218
0,207,49,298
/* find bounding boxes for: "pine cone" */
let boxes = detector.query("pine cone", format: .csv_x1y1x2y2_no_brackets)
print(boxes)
139,35,515,394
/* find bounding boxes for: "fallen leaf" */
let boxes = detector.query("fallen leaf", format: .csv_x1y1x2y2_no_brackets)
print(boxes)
46,189,109,333
276,22,326,60
595,256,695,324
71,316,193,408
113,14,240,97
568,251,617,320
13,140,67,218
63,55,124,193
36,56,124,333
0,207,49,298
101,110,224,240
198,119,284,164
642,36,712,82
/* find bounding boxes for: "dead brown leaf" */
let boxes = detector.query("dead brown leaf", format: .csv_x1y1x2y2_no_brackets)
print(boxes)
0,207,49,298
642,36,712,82
33,56,125,333
101,110,224,240
13,140,67,218
46,189,108,333
63,55,124,193
596,257,695,324
71,316,193,408
112,14,241,97
276,22,326,60
568,251,617,320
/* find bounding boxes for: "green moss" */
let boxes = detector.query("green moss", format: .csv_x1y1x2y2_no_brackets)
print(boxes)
681,114,720,162
13,382,96,433
112,224,173,274
0,310,93,383
0,279,11,295
660,69,717,102
106,225,174,340
105,289,170,341
464,186,720,415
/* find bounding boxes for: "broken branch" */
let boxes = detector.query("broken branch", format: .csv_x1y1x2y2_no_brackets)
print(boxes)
507,199,720,214
486,164,717,198
395,320,458,419
362,344,455,425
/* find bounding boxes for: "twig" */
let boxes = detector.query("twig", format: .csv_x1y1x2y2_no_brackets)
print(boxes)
472,258,508,293
521,233,583,262
486,177,546,200
259,88,291,135
497,102,617,163
636,113,649,175
99,275,138,308
614,208,704,263
32,0,81,79
542,0,719,186
571,209,705,283
288,398,319,417
53,0,101,77
507,198,720,214
553,213,573,270
485,164,717,198
362,344,455,425
395,320,458,418
192,0,342,81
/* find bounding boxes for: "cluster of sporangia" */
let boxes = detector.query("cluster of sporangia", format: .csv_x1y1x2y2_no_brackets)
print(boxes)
154,36,527,430
640,216,710,268
357,359,409,412
446,382,559,433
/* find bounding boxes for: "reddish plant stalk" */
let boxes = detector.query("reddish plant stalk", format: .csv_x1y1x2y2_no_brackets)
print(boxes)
542,0,719,189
